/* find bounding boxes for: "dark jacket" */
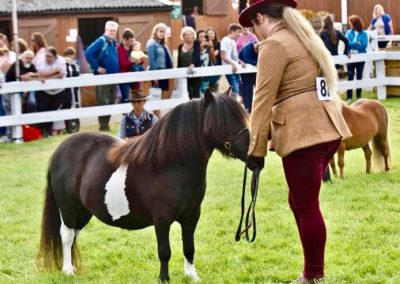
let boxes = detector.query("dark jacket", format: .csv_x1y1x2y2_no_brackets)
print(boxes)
370,14,392,35
319,30,349,56
239,42,258,66
85,35,119,74
177,40,201,68
125,111,154,137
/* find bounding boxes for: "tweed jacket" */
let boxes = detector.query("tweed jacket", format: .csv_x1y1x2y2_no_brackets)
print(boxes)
248,24,352,158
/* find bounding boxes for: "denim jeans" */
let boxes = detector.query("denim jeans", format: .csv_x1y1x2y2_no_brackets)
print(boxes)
240,73,256,112
347,62,365,100
225,74,241,95
119,83,131,103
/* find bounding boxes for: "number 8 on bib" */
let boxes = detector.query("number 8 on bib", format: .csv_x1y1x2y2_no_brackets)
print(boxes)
316,77,333,101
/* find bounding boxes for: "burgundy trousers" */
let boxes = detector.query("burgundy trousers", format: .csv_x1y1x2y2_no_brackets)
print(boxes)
282,140,340,279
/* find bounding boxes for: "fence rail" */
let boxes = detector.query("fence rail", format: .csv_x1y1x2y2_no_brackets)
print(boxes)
0,47,399,140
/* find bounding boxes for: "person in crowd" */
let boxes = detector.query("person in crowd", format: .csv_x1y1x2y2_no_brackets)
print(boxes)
319,15,350,69
177,26,201,99
130,41,147,91
197,29,217,95
31,32,47,66
117,28,135,103
63,47,80,109
220,23,245,100
238,41,259,112
6,50,41,115
85,21,119,131
11,38,29,54
367,4,395,48
236,26,258,52
237,26,258,112
118,90,158,139
0,34,17,73
345,15,368,104
130,41,147,72
0,34,17,142
6,50,39,82
206,27,221,91
147,23,173,100
183,6,198,31
34,46,67,137
239,1,352,283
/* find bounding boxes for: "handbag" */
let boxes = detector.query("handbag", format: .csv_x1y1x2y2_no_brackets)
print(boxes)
149,87,162,99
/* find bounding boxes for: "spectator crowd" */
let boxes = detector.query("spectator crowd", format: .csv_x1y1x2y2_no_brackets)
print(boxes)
0,5,396,142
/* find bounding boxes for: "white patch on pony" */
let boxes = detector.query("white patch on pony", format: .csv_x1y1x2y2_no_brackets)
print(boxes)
184,257,200,282
104,164,130,221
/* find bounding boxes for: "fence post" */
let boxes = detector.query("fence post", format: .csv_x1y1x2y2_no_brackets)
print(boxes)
375,59,387,100
176,77,189,99
11,93,23,143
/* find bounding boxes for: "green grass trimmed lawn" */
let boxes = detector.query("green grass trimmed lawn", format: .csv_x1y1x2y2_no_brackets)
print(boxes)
1,95,399,283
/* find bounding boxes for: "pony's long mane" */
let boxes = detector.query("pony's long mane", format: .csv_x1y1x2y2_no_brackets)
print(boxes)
108,94,248,171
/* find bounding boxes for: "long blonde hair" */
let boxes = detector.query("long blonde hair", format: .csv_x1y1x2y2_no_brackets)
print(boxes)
150,23,168,45
283,7,338,97
372,4,385,18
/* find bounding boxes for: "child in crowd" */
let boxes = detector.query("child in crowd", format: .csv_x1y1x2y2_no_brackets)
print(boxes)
130,41,147,72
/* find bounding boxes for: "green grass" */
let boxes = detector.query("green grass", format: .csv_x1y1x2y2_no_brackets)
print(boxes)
1,95,400,283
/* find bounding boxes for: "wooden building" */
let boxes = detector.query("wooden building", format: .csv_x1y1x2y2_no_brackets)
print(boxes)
0,0,173,53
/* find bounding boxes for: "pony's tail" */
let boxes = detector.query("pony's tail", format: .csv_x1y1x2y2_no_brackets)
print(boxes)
372,107,391,172
372,126,391,172
36,169,63,271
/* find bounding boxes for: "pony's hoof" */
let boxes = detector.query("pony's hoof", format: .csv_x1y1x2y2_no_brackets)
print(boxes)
158,277,170,283
61,265,75,275
185,272,201,282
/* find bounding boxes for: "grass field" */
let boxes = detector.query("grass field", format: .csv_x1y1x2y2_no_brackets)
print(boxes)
1,94,399,283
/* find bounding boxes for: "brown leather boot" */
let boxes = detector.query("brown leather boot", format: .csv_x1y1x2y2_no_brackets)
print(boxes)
291,276,325,284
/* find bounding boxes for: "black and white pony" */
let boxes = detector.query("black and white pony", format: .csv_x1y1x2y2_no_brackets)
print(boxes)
37,89,249,282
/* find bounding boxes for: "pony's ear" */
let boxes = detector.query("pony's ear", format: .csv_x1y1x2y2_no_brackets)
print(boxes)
223,87,232,96
204,88,214,107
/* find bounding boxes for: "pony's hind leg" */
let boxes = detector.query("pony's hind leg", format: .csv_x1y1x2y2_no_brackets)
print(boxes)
337,146,346,179
59,208,92,275
329,157,338,177
180,210,201,282
362,144,372,174
60,215,76,275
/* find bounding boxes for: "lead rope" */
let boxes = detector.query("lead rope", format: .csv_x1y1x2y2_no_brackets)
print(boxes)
235,166,260,242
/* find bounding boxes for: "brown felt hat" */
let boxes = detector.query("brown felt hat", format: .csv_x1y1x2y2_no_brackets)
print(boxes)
126,90,148,102
239,0,297,27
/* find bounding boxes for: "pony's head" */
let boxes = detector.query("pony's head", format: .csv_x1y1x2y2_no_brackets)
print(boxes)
203,88,249,161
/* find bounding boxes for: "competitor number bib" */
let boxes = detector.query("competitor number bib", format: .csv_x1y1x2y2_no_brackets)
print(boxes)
316,77,333,101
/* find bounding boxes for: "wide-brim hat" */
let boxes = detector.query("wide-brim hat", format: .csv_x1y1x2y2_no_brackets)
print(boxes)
239,0,297,27
126,91,148,102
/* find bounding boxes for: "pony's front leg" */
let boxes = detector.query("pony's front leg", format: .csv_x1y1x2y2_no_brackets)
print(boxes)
362,144,372,173
154,221,172,283
181,210,201,282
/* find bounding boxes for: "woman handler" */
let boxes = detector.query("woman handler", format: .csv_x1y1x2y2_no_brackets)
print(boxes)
239,1,352,283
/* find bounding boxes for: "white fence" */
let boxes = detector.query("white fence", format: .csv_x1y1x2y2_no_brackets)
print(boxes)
0,36,399,141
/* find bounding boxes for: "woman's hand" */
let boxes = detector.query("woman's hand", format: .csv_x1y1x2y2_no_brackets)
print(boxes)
246,155,265,171
187,64,195,74
97,67,106,74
